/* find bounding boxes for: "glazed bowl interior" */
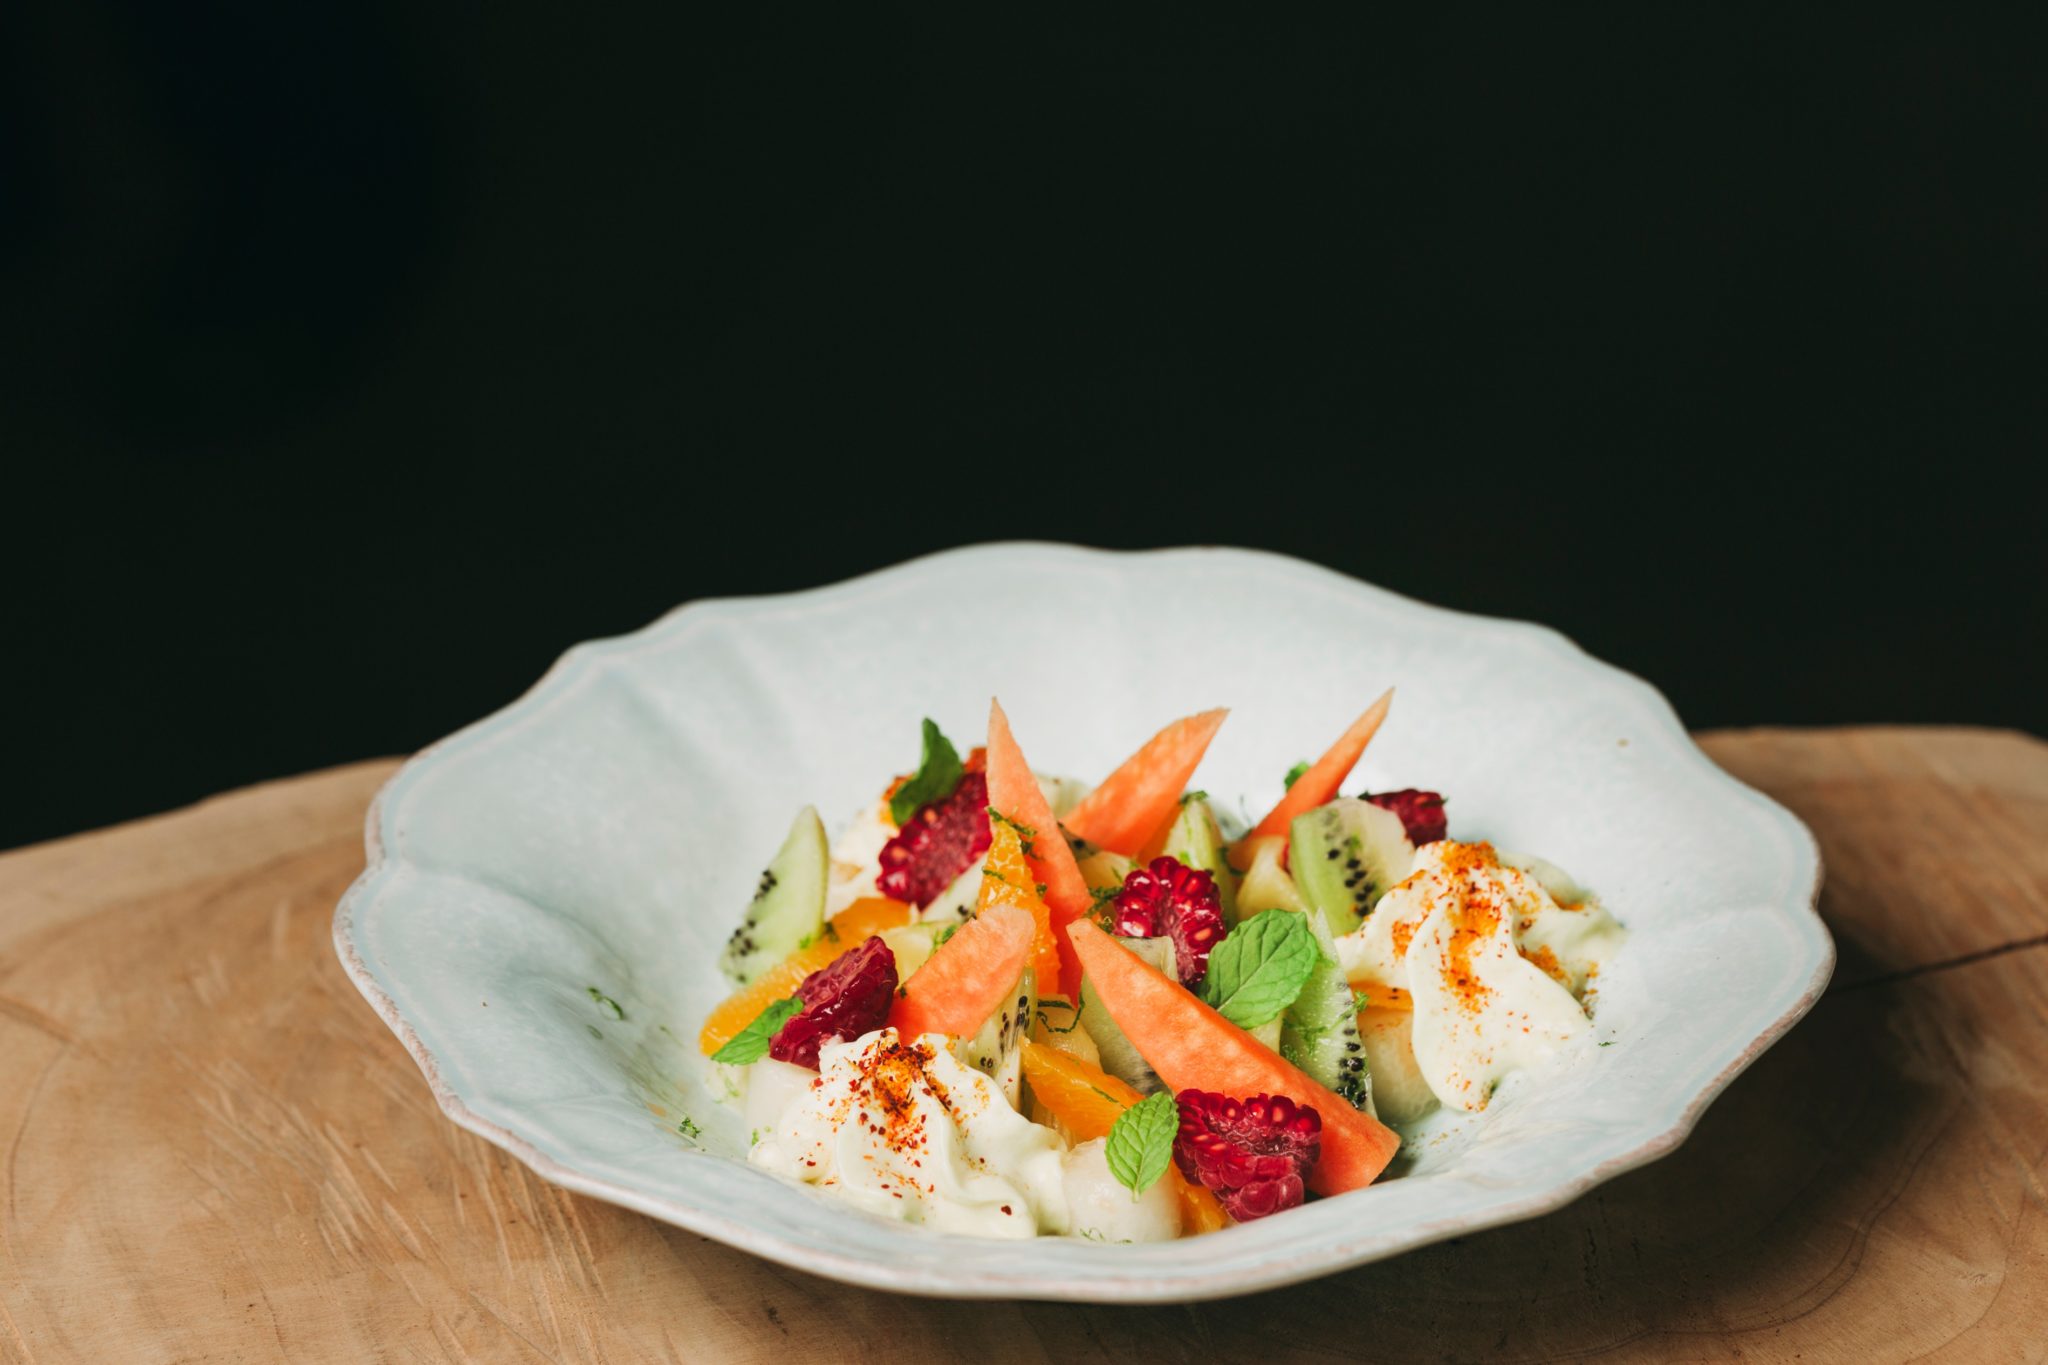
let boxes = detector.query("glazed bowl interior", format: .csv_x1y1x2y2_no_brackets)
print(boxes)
336,543,1828,1301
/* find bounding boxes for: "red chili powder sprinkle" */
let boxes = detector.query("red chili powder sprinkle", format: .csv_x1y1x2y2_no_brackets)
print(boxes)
1443,888,1501,1014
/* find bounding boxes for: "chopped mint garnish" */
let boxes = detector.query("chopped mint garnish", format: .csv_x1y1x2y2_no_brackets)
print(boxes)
889,719,965,825
711,995,802,1065
987,808,1038,855
1202,909,1319,1028
1105,1092,1178,1199
1351,987,1372,1014
587,986,625,1020
677,1116,702,1140
1179,789,1210,806
1284,760,1312,789
1035,1000,1084,1034
934,919,965,948
1599,1040,1616,1047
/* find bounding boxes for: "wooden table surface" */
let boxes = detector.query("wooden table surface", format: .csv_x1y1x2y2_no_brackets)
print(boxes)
3,727,2044,1364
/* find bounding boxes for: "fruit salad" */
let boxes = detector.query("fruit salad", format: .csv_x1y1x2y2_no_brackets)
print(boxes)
696,694,1626,1239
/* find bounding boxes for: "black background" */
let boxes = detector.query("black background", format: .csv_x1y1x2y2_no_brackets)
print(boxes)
4,7,2044,850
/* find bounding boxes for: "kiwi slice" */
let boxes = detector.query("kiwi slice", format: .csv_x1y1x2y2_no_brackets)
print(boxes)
1288,798,1415,937
919,855,985,927
1281,910,1373,1113
960,967,1036,1107
1078,936,1172,1095
718,807,829,986
1157,797,1241,925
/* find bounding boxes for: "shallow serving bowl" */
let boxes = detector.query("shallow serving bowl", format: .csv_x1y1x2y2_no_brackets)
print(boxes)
334,543,1829,1302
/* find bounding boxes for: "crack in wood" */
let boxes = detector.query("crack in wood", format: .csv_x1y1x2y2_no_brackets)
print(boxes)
1829,932,2048,996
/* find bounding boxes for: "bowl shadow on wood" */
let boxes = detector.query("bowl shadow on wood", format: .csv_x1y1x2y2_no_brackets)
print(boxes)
1026,920,1974,1359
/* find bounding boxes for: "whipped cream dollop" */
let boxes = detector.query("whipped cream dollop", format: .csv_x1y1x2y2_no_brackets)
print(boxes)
1336,841,1626,1112
749,1028,1070,1237
824,798,895,917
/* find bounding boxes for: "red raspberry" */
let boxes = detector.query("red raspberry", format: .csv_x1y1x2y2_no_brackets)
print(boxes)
1112,856,1226,988
769,936,898,1069
876,772,994,908
1365,788,1447,846
1172,1090,1322,1222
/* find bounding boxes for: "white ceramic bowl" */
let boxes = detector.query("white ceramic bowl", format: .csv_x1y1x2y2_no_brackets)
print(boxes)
334,543,1828,1301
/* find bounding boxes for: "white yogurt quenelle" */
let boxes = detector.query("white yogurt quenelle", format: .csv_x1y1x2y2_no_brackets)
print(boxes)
1060,1138,1181,1243
750,1028,1071,1237
1335,840,1626,1113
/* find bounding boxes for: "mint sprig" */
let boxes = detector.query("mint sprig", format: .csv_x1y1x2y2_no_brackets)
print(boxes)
711,995,802,1065
890,719,965,825
1105,1092,1179,1198
1283,760,1312,790
1202,909,1319,1028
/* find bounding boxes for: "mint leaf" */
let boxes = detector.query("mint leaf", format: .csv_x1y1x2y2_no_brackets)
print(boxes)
1202,909,1319,1028
1351,986,1372,1014
1284,760,1312,790
1105,1092,1178,1198
711,995,801,1065
586,986,625,1020
890,719,965,825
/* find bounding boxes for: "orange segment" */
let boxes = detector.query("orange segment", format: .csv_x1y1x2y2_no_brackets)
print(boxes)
1177,1181,1230,1236
697,937,843,1055
980,821,1066,1003
1022,1039,1144,1140
830,896,913,941
1020,1039,1229,1235
1347,980,1413,1013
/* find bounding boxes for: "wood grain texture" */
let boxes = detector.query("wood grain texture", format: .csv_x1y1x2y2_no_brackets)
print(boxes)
2,728,2044,1364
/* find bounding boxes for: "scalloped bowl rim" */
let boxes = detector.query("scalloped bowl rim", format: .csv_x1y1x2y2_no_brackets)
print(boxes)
333,542,1830,1301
